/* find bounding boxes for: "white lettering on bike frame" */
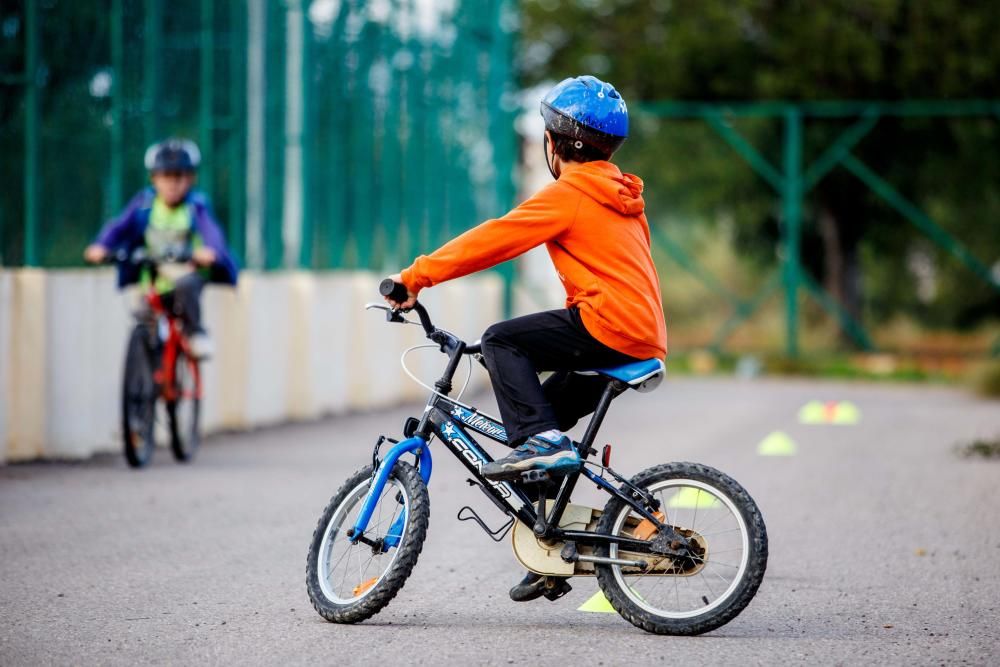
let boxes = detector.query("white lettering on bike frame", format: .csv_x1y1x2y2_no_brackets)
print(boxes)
440,419,513,499
450,405,508,442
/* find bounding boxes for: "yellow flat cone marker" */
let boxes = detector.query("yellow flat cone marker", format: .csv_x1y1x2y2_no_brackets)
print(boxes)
578,590,616,613
667,487,721,509
798,400,827,424
831,401,861,424
757,431,797,456
799,400,862,425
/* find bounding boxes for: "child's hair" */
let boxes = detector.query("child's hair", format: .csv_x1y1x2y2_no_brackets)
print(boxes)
550,132,612,163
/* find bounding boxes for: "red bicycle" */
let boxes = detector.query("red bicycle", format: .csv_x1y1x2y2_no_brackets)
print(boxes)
112,248,202,468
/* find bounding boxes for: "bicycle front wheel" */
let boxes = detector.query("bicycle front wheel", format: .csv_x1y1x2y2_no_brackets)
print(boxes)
121,325,157,468
595,462,768,635
306,462,429,624
168,351,201,462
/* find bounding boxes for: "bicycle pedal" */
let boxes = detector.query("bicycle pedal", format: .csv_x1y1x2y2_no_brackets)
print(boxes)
542,578,572,602
520,469,550,483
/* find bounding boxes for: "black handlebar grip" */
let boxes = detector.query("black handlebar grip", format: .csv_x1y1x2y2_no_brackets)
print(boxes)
379,278,410,303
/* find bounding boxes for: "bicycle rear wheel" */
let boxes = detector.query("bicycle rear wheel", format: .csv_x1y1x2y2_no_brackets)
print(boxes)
595,462,768,635
306,462,429,623
121,325,157,468
168,351,201,462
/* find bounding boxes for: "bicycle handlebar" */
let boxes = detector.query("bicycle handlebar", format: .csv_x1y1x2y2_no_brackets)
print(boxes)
104,246,193,266
379,279,435,335
379,278,409,303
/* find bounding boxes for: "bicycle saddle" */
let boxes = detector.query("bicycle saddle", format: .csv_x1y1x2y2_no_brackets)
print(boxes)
579,358,665,393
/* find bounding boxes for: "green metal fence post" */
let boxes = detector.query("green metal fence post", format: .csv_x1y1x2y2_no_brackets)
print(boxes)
326,0,350,268
381,6,404,272
109,0,124,216
24,0,39,266
403,1,427,265
298,1,313,268
494,0,519,317
263,0,286,270
199,0,215,198
782,107,803,358
228,0,245,264
352,12,377,268
144,0,162,146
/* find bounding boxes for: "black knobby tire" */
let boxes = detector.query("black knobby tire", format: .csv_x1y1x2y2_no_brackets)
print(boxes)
121,325,157,468
306,462,429,624
168,351,201,462
595,462,768,635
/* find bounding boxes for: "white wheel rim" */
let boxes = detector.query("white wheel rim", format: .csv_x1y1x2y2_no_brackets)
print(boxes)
317,477,409,604
609,478,750,620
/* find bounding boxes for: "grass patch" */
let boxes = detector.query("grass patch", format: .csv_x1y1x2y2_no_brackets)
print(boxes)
956,437,1000,459
970,360,1000,398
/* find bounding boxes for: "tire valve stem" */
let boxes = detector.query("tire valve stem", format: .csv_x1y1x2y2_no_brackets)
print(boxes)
702,595,710,606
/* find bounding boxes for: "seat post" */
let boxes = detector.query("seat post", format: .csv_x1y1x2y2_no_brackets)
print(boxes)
539,379,627,536
579,379,627,456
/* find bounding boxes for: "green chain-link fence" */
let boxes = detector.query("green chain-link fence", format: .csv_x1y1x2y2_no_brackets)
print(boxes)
0,0,519,274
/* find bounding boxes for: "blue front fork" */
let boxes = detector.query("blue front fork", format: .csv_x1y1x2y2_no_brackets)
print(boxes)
351,435,433,549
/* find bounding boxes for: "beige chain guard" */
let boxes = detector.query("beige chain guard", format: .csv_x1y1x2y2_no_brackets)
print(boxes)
510,502,707,577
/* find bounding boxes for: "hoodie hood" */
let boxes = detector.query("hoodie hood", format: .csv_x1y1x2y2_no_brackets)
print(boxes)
558,161,645,216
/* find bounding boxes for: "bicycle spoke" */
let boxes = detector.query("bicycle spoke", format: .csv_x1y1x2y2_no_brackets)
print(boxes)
673,570,681,610
709,567,732,588
326,540,353,575
686,507,731,534
697,571,717,601
337,546,354,593
696,560,741,569
695,527,742,538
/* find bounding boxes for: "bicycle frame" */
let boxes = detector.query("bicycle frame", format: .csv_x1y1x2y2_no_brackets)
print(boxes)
142,287,202,403
350,303,667,555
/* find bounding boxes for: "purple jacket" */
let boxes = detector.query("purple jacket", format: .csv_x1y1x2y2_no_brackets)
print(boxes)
95,187,239,288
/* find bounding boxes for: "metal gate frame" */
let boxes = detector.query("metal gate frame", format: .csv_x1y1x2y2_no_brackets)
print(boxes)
639,100,1000,357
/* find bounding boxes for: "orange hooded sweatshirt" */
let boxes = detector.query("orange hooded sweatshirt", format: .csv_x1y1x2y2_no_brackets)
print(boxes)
401,161,667,360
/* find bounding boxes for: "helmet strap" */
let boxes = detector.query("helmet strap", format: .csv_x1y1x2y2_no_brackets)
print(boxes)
543,132,560,180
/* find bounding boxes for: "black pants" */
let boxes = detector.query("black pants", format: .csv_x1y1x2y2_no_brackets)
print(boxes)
161,272,207,334
481,308,639,447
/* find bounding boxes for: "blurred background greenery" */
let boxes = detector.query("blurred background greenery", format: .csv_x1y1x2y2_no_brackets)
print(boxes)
522,0,1000,367
2,0,999,373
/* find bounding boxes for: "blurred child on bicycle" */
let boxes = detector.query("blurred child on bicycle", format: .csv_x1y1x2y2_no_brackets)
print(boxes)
84,139,238,358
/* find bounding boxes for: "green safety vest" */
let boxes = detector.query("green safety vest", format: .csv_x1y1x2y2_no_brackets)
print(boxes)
142,198,203,293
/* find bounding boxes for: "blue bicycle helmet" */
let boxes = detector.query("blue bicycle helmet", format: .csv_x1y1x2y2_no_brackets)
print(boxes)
144,138,201,173
540,75,629,156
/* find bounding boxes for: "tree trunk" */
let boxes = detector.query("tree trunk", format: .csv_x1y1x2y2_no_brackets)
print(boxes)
818,203,864,333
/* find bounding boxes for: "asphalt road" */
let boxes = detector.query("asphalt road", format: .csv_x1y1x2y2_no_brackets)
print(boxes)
2,377,999,666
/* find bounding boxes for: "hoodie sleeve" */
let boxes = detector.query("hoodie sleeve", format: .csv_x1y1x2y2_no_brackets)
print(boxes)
191,194,240,285
94,190,149,249
401,182,578,292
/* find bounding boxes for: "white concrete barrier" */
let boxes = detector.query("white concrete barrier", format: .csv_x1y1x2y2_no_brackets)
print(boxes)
0,268,504,462
0,271,11,454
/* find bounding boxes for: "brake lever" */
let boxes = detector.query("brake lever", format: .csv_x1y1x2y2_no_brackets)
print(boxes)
364,302,414,324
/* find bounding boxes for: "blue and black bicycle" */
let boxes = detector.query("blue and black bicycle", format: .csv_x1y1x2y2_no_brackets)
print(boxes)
305,280,768,635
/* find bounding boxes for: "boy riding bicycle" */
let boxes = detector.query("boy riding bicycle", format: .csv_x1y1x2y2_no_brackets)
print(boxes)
84,139,239,359
385,75,667,601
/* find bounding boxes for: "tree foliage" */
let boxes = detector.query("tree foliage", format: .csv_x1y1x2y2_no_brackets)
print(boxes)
521,0,1000,333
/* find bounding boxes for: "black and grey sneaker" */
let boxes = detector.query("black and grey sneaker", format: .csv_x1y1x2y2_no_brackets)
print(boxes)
482,433,581,482
509,571,572,602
